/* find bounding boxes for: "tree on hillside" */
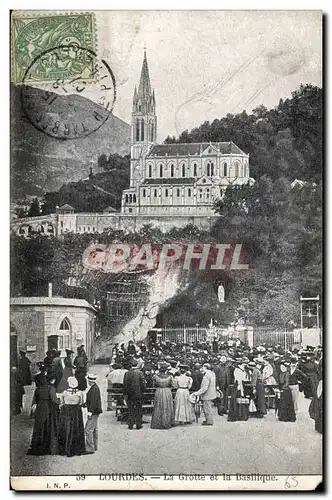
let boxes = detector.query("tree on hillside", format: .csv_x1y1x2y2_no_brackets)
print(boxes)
97,153,130,172
163,84,322,183
27,198,40,217
98,153,108,170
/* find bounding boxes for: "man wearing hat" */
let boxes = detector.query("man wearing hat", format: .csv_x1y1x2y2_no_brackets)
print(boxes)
18,350,32,387
84,373,102,454
192,363,217,426
214,355,231,415
288,356,308,413
123,359,147,430
79,345,88,365
74,347,88,391
191,363,204,392
43,350,54,371
106,362,128,411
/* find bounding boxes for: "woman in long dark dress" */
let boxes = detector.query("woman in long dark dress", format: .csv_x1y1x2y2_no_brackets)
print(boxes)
57,349,74,393
301,356,319,398
278,364,296,422
151,363,175,429
27,368,60,455
47,372,60,454
309,379,323,434
247,361,266,418
58,376,85,457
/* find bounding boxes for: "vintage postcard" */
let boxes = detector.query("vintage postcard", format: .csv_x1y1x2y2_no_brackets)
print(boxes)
10,10,323,491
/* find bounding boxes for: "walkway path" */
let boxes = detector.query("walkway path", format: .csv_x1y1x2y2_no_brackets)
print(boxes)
11,365,322,477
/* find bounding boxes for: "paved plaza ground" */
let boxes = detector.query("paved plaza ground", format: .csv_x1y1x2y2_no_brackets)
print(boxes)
11,365,322,477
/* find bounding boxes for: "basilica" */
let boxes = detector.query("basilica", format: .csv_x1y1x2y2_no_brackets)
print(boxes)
121,51,254,216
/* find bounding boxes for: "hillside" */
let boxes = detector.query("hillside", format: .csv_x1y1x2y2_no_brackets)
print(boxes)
41,165,130,214
10,84,131,200
165,84,322,183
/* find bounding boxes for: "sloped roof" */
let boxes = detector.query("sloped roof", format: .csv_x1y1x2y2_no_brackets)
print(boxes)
147,142,245,157
10,297,96,311
59,204,75,210
103,206,117,212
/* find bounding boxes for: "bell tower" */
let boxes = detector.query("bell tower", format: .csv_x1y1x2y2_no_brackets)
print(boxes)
130,49,157,187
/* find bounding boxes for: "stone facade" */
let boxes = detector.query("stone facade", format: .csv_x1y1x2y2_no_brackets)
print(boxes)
11,212,220,236
10,297,96,362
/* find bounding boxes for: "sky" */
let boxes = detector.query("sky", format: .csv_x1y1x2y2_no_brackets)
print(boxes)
95,10,322,141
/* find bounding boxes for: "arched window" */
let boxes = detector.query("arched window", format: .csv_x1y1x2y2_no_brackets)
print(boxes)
159,164,163,178
165,189,168,197
223,162,227,177
140,120,144,141
143,189,146,198
154,189,157,197
211,163,214,176
199,188,203,199
234,162,239,177
136,119,140,141
133,194,136,203
148,164,152,178
60,318,70,331
59,317,70,350
151,123,154,142
188,188,191,197
193,163,197,177
182,164,185,177
129,194,133,203
177,188,180,197
206,163,210,176
171,164,174,177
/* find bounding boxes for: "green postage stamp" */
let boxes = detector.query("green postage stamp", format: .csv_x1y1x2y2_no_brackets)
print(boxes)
11,12,96,83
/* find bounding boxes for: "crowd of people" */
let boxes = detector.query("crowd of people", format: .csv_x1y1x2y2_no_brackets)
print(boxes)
11,346,102,457
10,337,323,459
106,338,323,432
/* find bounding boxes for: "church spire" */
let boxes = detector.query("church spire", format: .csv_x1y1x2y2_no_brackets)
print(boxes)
131,48,157,154
133,49,155,114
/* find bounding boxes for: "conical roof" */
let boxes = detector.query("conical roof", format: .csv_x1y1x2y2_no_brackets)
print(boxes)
137,50,152,100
